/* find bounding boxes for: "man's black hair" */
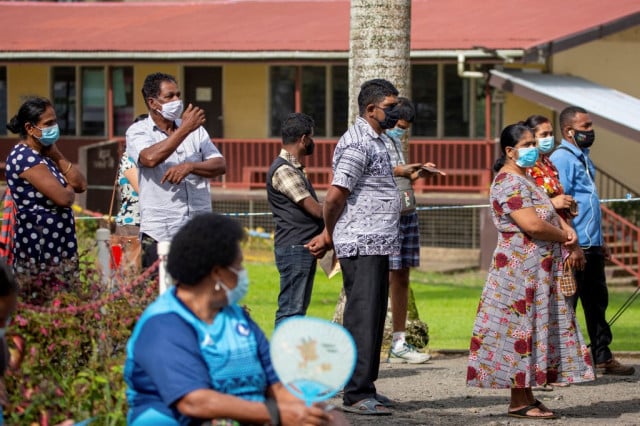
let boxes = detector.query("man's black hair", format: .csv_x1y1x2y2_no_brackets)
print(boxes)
357,79,399,116
167,213,245,286
559,106,588,131
281,113,315,145
396,97,416,123
141,73,177,108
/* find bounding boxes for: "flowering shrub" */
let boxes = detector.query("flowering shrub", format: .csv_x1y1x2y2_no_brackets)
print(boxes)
5,241,158,425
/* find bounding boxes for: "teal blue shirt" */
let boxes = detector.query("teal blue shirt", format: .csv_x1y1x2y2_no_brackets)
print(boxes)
550,140,603,248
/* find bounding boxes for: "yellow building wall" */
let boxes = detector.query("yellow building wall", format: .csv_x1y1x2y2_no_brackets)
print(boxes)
223,64,268,138
503,94,555,127
6,65,50,135
133,64,180,116
551,26,640,193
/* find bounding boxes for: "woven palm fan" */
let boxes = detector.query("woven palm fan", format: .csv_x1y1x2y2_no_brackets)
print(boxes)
270,317,356,406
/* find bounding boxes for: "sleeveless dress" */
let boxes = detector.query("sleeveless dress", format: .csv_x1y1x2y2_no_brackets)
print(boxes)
467,172,594,388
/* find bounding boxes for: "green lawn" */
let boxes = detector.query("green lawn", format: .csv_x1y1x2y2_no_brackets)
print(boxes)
246,262,640,351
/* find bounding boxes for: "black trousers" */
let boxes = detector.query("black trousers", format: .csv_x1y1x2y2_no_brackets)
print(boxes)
568,247,613,364
140,233,159,270
340,255,389,405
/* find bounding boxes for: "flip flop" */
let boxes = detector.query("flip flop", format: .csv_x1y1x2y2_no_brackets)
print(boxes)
342,397,392,416
375,393,396,407
508,404,557,420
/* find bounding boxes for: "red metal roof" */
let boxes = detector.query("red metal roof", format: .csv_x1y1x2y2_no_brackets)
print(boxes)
0,0,639,56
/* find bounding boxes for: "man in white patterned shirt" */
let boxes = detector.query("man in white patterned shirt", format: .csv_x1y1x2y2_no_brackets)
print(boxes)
308,79,401,416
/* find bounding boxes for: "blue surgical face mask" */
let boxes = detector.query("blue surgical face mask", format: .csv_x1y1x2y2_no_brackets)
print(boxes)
34,124,60,146
218,267,249,305
515,146,539,168
537,136,555,154
386,127,406,140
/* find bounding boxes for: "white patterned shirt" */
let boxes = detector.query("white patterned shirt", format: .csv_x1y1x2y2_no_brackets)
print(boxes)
331,117,400,258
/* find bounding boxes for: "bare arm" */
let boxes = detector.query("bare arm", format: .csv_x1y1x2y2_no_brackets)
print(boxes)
160,157,226,184
176,385,329,426
122,166,139,193
138,104,206,168
298,196,323,219
42,145,87,193
20,164,75,207
509,206,575,245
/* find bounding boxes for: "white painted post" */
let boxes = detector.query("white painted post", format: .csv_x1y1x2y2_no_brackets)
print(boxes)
157,241,173,294
96,228,111,285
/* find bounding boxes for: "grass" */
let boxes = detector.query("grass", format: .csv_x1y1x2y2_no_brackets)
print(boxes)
245,259,640,352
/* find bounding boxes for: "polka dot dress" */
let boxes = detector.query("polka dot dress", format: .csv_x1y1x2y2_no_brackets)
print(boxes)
5,144,78,268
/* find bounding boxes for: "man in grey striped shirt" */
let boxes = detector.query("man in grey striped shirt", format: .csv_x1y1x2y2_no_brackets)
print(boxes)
308,78,401,416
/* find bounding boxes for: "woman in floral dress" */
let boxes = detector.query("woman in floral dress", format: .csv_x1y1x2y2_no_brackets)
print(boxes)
525,114,585,272
467,123,594,419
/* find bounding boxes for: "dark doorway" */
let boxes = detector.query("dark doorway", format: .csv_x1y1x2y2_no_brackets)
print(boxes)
184,66,223,138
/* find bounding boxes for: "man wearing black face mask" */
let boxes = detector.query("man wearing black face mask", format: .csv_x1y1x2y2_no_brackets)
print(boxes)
306,79,401,415
266,113,324,327
551,106,634,376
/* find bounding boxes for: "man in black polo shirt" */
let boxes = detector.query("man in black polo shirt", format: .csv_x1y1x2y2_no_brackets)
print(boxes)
267,113,325,327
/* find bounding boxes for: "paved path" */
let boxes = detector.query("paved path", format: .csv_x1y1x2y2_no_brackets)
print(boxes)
329,352,640,425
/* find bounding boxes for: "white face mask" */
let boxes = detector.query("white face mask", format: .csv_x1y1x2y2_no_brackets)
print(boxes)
157,99,184,121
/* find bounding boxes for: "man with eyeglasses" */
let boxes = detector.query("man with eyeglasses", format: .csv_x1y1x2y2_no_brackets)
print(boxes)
308,78,401,416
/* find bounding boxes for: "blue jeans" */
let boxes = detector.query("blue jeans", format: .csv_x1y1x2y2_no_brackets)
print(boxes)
274,245,317,327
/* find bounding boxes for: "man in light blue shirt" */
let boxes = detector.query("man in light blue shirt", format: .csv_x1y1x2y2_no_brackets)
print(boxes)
126,72,226,268
550,106,634,376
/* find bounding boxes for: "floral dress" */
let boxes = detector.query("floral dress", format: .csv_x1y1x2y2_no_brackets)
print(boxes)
467,172,594,389
115,153,140,227
527,155,570,220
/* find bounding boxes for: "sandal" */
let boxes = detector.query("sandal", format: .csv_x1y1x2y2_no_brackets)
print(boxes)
342,397,392,416
508,404,557,420
375,393,396,407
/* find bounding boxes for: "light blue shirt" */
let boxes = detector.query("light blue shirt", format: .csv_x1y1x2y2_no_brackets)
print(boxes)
331,117,400,258
126,116,223,242
550,139,603,248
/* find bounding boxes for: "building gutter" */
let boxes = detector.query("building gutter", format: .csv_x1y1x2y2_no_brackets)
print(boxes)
0,49,524,62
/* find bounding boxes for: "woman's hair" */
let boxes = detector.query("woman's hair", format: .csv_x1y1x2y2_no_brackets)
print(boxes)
167,213,245,285
492,122,532,172
0,260,17,297
6,97,53,138
523,115,550,135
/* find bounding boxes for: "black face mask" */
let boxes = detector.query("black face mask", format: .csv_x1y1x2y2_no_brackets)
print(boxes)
573,129,595,148
378,106,400,130
304,137,315,155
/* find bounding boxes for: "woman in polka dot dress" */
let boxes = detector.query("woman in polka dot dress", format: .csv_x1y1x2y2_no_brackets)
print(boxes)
4,97,87,292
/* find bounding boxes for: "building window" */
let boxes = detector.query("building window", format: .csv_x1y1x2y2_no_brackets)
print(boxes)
270,65,348,137
412,64,438,137
81,67,105,136
111,66,134,136
0,67,6,136
52,66,77,136
412,63,486,138
331,66,348,137
270,66,296,137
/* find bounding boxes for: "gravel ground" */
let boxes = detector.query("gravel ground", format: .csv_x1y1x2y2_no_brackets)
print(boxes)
328,352,640,425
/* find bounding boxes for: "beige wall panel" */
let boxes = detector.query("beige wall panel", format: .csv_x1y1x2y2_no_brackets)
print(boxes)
503,93,554,126
223,65,268,138
133,64,180,116
551,26,640,194
588,127,640,194
553,28,640,97
7,65,50,132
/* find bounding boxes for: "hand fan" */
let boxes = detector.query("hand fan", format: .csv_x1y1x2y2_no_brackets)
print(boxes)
270,317,356,406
